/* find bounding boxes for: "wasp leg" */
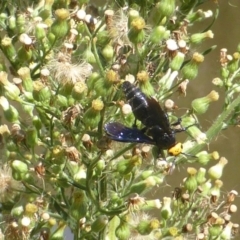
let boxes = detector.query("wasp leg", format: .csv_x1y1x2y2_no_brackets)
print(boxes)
132,118,138,128
171,118,186,133
171,117,182,126
172,118,197,133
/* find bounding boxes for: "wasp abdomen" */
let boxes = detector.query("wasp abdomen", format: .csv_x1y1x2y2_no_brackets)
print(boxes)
122,81,149,123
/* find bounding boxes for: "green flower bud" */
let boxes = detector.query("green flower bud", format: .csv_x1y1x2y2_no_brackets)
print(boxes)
49,164,62,176
149,26,170,44
0,54,7,71
220,67,229,79
83,47,96,64
96,30,111,47
181,114,197,129
33,80,51,102
208,157,228,180
190,30,214,44
32,116,42,131
95,159,105,176
151,0,175,24
137,219,160,235
83,99,104,128
69,191,87,221
50,145,65,164
184,124,207,144
39,8,51,20
128,9,139,27
87,72,101,90
209,224,223,238
26,126,38,148
94,77,114,97
0,71,20,100
17,46,33,63
161,197,172,220
73,165,87,185
210,179,223,201
41,0,54,11
21,102,34,117
124,53,140,75
0,96,19,123
51,9,70,39
170,52,185,71
116,155,142,175
129,176,157,195
57,172,71,188
50,221,66,240
221,222,233,240
212,77,224,87
152,175,164,185
102,44,114,62
227,52,240,73
158,69,178,91
11,201,24,217
11,160,28,174
231,83,240,94
1,37,17,63
140,170,154,179
191,90,219,114
184,167,198,193
12,170,22,181
91,215,108,232
187,9,205,23
71,82,87,100
201,180,212,196
8,16,16,30
128,17,145,44
181,52,204,80
59,81,74,96
35,23,48,40
56,94,68,107
17,67,33,92
137,71,154,96
0,13,7,28
16,14,25,33
141,199,162,211
196,167,207,185
116,221,131,240
47,31,56,45
196,151,214,165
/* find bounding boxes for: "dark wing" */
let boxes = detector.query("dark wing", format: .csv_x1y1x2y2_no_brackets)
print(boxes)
104,122,155,144
146,97,171,131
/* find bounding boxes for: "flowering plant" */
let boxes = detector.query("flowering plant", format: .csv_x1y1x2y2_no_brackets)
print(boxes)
0,0,239,239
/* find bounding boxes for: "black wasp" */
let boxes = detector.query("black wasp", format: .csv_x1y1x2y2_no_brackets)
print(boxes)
104,81,185,156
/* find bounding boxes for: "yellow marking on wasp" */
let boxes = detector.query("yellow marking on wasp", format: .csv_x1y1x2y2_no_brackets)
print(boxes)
168,142,183,156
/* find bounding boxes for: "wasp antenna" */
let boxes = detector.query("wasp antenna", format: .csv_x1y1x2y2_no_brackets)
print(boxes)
184,123,198,130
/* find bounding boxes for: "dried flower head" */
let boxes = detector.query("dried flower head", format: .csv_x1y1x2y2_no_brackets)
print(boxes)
108,9,129,45
61,104,82,125
128,193,146,211
0,164,23,203
65,146,81,162
46,52,92,85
